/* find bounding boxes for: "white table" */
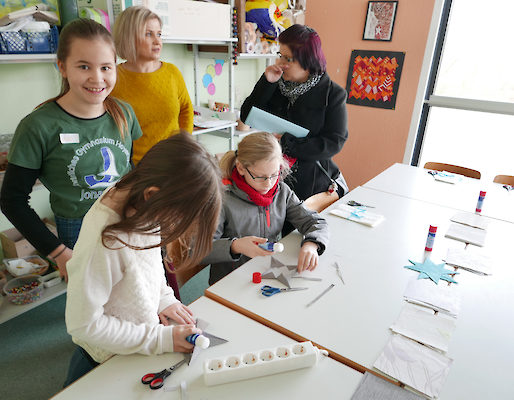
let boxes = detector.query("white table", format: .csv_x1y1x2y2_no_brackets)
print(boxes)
363,163,514,223
205,186,514,399
51,296,362,400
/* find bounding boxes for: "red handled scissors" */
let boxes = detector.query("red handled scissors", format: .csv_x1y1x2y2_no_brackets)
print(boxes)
141,358,187,390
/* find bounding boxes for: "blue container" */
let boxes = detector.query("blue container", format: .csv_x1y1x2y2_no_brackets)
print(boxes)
0,25,59,54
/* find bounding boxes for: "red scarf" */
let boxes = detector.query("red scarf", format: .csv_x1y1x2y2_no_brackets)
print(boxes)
230,168,279,207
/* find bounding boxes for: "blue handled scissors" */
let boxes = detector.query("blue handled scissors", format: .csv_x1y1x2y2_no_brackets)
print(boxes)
260,285,308,297
141,358,187,390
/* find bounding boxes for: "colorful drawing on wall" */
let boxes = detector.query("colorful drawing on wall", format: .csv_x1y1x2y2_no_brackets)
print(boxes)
345,50,405,110
202,59,225,96
363,1,398,42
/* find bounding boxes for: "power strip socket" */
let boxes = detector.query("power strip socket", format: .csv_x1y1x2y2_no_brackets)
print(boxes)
203,341,326,386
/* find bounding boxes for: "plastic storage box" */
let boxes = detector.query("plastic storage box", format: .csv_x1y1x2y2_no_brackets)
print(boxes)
0,25,58,54
3,274,43,305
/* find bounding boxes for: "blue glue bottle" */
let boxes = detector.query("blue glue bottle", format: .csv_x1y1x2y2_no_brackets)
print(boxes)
186,333,210,349
258,242,284,252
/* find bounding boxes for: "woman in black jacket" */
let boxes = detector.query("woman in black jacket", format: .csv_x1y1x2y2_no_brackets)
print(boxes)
241,24,348,201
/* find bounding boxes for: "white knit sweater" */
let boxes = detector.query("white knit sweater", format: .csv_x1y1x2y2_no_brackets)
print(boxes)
65,199,179,363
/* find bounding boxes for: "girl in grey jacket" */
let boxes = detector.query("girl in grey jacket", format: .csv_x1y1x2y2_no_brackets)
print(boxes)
203,132,329,285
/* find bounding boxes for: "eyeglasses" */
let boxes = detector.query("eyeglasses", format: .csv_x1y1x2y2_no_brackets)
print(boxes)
277,52,294,63
245,167,280,182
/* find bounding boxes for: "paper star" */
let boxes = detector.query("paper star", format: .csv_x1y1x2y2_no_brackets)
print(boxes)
404,259,459,284
261,257,296,287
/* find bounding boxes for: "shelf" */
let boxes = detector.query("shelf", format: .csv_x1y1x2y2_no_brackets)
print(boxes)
163,37,237,45
238,53,278,60
0,53,57,64
193,121,237,135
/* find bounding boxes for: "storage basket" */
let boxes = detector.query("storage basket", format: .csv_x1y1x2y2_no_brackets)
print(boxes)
0,25,58,54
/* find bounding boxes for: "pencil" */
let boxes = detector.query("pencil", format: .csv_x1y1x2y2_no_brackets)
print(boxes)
306,284,335,307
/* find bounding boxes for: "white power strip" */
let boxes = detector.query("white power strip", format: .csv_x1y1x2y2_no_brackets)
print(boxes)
203,341,327,386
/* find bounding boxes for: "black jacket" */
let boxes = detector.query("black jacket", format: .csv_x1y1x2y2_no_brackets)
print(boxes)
241,73,349,200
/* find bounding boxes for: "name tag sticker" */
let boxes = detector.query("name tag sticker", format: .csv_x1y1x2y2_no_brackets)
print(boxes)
60,133,80,144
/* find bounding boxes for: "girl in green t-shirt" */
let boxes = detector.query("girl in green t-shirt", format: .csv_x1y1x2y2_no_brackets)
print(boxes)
0,19,142,281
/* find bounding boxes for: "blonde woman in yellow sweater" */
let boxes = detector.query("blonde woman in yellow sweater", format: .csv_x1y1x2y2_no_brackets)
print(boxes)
111,6,194,165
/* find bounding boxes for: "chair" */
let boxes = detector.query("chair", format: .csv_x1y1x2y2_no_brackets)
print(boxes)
493,174,514,186
303,190,339,213
423,162,481,179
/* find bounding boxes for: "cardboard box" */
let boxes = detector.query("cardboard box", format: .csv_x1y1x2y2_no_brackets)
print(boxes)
0,228,36,259
0,221,58,259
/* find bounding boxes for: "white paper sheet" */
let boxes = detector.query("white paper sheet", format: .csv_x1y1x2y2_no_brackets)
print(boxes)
445,222,486,247
245,107,309,138
432,171,463,184
390,303,456,352
450,212,489,230
444,247,493,275
374,334,453,399
329,204,384,227
403,277,460,317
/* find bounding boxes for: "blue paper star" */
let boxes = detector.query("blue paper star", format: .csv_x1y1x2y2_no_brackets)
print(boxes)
404,259,459,284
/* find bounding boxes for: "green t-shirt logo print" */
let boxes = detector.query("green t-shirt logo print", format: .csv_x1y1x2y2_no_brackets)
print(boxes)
84,147,120,189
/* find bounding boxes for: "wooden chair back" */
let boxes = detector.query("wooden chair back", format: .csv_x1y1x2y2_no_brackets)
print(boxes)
423,162,481,179
303,190,339,213
493,174,514,185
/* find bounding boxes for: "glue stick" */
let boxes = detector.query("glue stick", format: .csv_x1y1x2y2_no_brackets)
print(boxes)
258,242,284,252
186,334,210,349
475,191,486,214
425,225,437,252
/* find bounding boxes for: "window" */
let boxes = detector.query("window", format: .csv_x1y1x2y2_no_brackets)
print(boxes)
412,0,514,181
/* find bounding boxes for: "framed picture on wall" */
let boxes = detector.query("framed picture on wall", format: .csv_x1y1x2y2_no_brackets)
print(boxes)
363,1,398,41
345,50,405,110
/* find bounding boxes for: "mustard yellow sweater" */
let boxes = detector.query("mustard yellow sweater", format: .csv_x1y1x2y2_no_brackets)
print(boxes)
111,62,193,164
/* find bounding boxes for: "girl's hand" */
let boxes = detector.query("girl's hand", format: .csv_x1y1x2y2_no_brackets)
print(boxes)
297,242,319,272
159,302,195,325
51,246,72,282
172,324,202,353
264,64,283,83
231,236,272,258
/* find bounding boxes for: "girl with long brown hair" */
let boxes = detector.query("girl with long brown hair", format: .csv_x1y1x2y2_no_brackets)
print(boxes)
0,19,142,280
64,133,223,385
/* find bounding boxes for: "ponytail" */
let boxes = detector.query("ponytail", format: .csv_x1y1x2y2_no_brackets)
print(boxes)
219,150,237,179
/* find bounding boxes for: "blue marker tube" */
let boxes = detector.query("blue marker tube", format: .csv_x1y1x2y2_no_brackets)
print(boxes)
258,242,284,252
186,334,210,349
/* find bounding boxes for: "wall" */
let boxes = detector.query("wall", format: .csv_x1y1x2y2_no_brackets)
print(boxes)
306,0,436,189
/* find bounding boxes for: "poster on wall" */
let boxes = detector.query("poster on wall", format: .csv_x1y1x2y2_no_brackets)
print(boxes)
345,50,405,110
363,1,398,41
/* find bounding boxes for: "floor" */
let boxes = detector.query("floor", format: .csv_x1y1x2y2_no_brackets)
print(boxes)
0,131,232,400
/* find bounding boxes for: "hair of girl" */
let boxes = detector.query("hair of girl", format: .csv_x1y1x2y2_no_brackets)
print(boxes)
219,131,290,180
113,6,162,64
39,18,129,138
102,132,223,271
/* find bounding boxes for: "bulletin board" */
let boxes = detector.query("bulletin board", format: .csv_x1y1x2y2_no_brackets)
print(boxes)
130,0,231,40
